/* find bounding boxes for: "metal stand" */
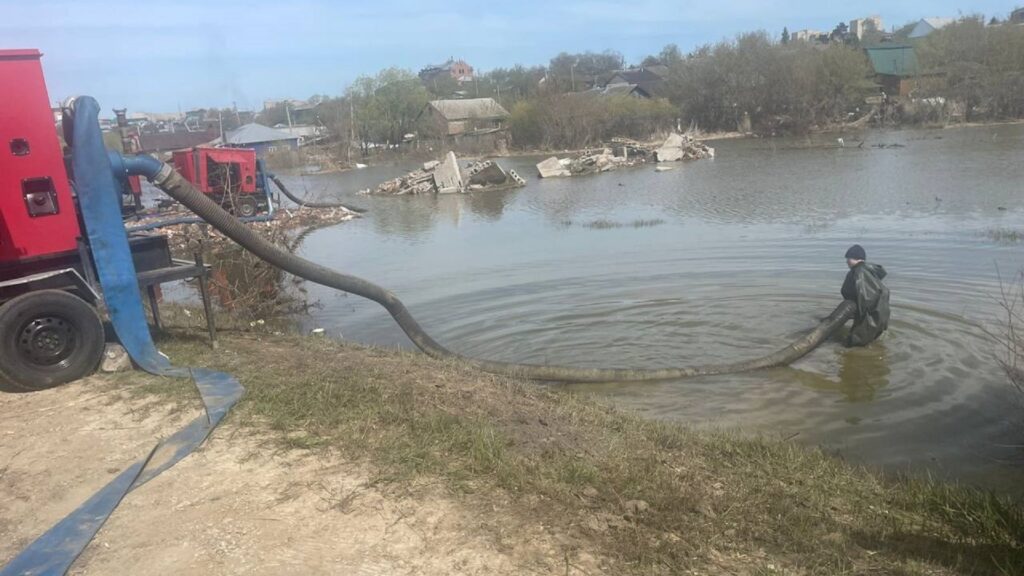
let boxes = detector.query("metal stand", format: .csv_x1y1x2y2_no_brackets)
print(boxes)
136,253,217,348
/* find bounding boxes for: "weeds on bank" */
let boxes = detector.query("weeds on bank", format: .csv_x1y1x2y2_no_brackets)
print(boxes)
132,328,1024,574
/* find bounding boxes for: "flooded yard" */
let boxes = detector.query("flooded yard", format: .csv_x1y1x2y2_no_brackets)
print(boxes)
267,124,1024,493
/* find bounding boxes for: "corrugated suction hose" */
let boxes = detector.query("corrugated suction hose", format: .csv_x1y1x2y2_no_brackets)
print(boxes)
149,162,855,383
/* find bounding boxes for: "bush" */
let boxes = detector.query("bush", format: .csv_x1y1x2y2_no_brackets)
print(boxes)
510,95,676,149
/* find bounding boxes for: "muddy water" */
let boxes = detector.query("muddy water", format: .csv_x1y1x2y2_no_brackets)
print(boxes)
275,125,1024,493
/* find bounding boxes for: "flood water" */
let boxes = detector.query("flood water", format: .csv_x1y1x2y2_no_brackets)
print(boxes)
272,125,1024,493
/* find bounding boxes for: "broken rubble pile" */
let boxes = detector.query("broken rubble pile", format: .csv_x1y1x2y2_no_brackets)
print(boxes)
535,133,714,178
536,147,646,178
654,133,714,162
368,152,526,195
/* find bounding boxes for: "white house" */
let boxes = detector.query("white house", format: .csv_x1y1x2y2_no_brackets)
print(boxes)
908,17,955,38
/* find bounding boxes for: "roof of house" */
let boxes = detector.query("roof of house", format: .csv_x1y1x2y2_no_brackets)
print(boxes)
865,45,920,77
428,98,509,121
137,130,218,153
224,123,299,145
908,17,955,38
576,83,653,99
609,68,664,85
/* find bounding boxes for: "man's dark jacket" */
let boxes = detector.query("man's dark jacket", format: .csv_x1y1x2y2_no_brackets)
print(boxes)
841,262,890,346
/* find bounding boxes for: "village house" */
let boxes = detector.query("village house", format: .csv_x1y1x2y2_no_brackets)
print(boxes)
421,97,509,152
908,17,955,38
213,123,300,155
577,83,653,99
1010,7,1024,24
419,58,475,85
865,45,930,98
137,130,219,155
604,66,666,97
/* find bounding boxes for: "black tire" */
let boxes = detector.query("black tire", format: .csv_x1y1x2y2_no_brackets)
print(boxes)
235,195,258,218
0,290,105,392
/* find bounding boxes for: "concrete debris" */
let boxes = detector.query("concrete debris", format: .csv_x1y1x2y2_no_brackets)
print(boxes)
655,132,714,162
369,152,525,195
536,133,711,178
434,151,464,194
537,157,571,178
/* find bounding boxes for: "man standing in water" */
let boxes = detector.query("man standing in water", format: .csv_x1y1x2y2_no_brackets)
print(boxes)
841,245,890,346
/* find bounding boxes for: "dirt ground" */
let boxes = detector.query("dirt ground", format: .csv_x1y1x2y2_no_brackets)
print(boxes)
0,379,597,575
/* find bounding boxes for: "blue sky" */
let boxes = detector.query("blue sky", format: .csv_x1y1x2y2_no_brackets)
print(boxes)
2,1,1016,114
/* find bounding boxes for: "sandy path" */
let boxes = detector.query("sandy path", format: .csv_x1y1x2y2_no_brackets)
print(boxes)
0,379,596,575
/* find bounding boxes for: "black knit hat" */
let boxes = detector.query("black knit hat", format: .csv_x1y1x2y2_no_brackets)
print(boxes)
845,244,866,261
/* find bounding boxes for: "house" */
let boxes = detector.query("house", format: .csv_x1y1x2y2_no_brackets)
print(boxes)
137,130,219,155
1010,8,1024,24
419,59,475,85
604,67,666,96
908,17,955,38
216,123,300,155
421,98,509,152
865,45,920,97
423,98,509,136
577,83,653,99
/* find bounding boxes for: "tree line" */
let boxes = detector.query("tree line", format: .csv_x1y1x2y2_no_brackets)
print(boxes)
261,16,1024,154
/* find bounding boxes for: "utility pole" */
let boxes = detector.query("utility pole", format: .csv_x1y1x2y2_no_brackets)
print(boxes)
285,103,293,129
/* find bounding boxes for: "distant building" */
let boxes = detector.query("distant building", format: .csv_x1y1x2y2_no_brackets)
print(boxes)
577,83,653,99
215,123,300,155
1010,8,1024,24
419,58,475,85
604,67,666,96
865,45,920,97
849,15,883,40
421,98,509,152
424,98,508,135
792,29,825,42
908,17,955,38
137,130,219,155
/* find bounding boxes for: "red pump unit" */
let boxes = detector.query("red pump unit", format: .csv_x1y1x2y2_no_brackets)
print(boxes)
171,146,269,217
0,49,81,264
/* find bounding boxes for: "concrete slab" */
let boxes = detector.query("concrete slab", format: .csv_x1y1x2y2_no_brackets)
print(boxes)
537,156,571,178
433,151,464,194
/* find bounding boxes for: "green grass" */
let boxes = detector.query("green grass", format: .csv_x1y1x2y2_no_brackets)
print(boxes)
122,328,1024,575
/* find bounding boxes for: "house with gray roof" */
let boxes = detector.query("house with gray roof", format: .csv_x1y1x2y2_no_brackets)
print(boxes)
216,123,300,155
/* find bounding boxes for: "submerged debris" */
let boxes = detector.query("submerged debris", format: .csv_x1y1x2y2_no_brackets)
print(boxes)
368,152,526,195
535,132,713,178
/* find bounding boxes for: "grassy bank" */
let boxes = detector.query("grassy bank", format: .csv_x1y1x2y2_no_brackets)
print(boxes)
116,327,1024,575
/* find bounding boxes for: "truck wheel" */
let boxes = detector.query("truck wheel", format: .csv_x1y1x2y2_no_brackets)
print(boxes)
0,290,105,391
235,196,258,218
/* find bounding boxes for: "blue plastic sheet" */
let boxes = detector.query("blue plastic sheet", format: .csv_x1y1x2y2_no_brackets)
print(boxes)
0,97,244,576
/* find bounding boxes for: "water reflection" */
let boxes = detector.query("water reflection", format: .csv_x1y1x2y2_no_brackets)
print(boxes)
791,343,891,403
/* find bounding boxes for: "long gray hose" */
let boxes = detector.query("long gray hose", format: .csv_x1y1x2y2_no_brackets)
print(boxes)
268,173,366,213
151,164,855,382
